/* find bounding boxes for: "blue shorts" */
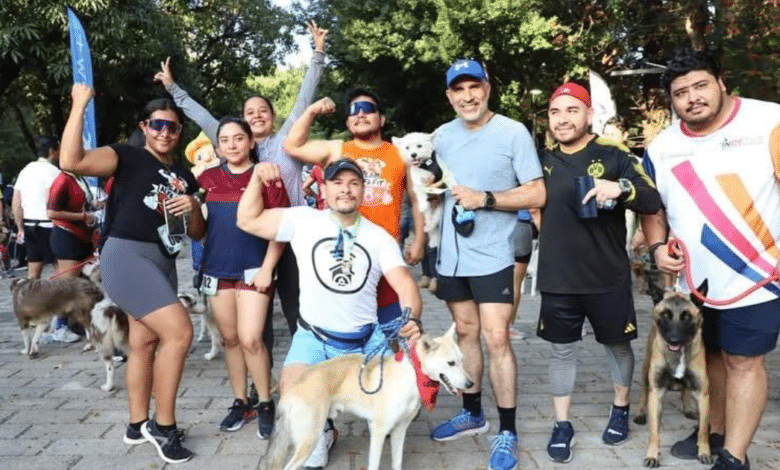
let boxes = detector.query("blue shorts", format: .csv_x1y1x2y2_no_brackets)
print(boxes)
283,323,389,366
702,298,780,357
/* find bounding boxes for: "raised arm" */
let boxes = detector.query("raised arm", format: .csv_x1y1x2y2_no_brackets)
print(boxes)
60,84,118,178
236,163,287,240
155,57,219,143
277,21,328,138
283,97,341,166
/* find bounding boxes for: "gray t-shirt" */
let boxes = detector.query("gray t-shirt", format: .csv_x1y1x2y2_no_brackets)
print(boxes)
434,114,542,276
166,52,325,206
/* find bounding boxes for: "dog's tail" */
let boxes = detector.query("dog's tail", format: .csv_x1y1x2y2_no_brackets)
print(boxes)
266,404,291,470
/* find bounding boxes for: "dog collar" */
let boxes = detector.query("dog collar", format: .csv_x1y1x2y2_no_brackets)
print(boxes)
395,347,440,411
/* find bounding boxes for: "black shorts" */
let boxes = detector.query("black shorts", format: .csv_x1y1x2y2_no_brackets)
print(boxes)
537,286,638,344
436,265,514,304
23,225,54,263
702,298,780,357
50,226,94,261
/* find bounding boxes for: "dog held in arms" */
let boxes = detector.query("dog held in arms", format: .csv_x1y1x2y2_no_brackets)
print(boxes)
268,323,473,470
634,278,712,467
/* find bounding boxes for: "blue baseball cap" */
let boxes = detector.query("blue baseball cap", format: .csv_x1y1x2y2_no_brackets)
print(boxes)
324,159,364,181
446,59,488,88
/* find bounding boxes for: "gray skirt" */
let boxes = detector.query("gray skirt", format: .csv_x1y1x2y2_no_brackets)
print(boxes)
101,237,179,319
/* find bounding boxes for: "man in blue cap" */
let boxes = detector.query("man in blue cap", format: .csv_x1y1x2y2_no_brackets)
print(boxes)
430,59,546,470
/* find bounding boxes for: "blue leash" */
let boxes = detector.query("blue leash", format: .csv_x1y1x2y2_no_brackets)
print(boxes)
358,307,412,394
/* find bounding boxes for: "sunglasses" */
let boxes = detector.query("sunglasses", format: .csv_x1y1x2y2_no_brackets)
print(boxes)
348,101,378,116
146,119,182,134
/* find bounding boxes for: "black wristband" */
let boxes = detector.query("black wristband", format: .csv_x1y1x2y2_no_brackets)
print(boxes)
648,242,665,257
409,317,423,333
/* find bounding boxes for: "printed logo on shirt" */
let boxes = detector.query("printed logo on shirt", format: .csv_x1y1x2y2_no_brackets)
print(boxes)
354,157,393,206
143,169,189,214
586,160,605,178
311,237,372,294
543,165,553,176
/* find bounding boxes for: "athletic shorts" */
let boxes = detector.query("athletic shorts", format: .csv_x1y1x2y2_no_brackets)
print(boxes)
512,221,533,263
537,286,638,344
23,225,54,263
436,265,514,304
50,226,93,261
216,277,273,294
702,298,780,356
101,237,178,320
284,323,388,366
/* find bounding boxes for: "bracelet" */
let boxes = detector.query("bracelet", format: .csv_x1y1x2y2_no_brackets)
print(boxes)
408,317,424,333
648,242,666,256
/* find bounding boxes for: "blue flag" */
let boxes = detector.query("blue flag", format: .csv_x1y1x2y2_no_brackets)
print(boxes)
67,7,98,186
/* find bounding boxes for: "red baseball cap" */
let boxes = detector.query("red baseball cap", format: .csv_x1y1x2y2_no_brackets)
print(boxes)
550,82,591,107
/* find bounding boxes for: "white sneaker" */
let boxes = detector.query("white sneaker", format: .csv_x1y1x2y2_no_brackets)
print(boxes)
304,426,337,468
52,327,81,343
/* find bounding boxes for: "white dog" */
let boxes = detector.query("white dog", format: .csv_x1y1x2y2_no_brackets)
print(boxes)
267,324,473,470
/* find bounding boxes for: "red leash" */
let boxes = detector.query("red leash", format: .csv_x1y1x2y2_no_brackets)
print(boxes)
48,255,98,280
668,239,780,306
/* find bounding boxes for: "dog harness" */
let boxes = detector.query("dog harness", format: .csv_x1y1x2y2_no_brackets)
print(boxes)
395,346,440,411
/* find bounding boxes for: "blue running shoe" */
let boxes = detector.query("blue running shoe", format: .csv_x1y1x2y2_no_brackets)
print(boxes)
547,421,575,463
431,408,490,441
489,430,519,470
602,405,629,445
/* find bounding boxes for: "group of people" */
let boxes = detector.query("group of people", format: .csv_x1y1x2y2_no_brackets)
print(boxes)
39,19,776,470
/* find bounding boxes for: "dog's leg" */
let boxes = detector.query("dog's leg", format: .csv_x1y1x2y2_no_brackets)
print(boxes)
20,327,30,355
29,323,47,358
681,387,699,420
634,352,652,425
204,312,221,361
101,354,116,392
367,423,389,470
693,378,713,464
388,414,416,470
281,400,326,470
196,313,206,342
644,386,665,467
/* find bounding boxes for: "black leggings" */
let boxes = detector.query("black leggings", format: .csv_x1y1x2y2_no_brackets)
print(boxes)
262,246,300,366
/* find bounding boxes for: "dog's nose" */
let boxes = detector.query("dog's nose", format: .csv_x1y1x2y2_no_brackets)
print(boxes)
411,153,417,158
465,380,474,389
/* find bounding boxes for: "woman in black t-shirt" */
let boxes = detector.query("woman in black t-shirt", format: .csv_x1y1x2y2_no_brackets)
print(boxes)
60,84,205,464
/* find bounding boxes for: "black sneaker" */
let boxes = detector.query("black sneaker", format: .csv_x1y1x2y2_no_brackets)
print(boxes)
602,405,629,445
123,422,146,445
671,426,725,460
140,418,193,464
257,400,275,439
220,398,255,432
547,421,575,463
248,382,259,408
710,449,750,470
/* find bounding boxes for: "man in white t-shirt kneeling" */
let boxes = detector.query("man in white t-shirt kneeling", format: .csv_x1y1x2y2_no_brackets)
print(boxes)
237,158,422,468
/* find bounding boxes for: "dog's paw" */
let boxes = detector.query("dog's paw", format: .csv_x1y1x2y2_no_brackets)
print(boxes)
643,457,660,468
82,343,94,352
634,414,647,425
204,352,217,361
683,410,699,420
20,348,29,355
100,383,115,392
28,351,39,359
698,453,715,465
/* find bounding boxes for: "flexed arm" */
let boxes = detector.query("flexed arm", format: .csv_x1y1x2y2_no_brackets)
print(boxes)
283,97,341,166
59,84,118,177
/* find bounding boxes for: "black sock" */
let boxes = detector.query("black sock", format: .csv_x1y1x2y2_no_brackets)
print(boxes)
613,404,629,412
463,392,482,417
157,422,177,435
129,419,147,432
498,407,516,434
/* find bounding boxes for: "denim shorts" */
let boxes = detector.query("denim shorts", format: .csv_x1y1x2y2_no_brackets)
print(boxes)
283,323,389,366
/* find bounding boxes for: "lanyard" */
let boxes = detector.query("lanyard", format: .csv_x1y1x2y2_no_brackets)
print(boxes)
331,213,362,270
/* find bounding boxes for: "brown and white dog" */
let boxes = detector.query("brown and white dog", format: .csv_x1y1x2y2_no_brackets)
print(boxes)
12,276,103,358
178,293,221,361
83,297,130,391
268,324,473,470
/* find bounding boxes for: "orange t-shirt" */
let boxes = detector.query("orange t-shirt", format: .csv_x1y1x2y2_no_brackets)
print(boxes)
341,141,406,241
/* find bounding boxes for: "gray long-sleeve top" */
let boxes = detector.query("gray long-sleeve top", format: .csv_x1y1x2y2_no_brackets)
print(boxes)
166,51,325,206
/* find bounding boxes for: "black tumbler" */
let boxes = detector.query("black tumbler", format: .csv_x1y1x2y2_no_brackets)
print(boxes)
575,175,598,218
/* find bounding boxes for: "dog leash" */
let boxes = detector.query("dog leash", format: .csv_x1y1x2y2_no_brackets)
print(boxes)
668,239,780,306
358,307,415,395
48,254,99,280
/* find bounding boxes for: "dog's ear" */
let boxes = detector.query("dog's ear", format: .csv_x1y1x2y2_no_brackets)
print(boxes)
647,276,666,305
391,136,402,147
445,323,458,343
690,279,708,308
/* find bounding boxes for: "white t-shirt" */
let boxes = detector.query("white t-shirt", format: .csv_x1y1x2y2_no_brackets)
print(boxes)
276,206,406,332
15,158,60,225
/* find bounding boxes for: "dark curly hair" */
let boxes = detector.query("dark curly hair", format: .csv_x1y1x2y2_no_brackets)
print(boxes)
661,48,722,95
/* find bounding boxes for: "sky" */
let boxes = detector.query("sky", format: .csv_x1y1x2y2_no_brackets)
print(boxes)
272,0,311,68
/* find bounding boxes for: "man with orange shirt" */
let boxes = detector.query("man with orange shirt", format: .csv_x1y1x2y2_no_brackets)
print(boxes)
284,88,425,324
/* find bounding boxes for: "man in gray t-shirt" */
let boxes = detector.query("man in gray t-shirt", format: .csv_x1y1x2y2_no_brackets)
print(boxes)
430,59,545,470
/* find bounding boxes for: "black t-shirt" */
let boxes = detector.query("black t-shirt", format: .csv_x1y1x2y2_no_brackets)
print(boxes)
104,144,198,255
537,137,661,294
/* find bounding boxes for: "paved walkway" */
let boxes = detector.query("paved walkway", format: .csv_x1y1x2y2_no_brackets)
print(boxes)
0,251,778,470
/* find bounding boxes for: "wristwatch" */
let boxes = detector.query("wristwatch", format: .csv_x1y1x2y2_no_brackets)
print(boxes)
484,191,496,211
617,178,633,201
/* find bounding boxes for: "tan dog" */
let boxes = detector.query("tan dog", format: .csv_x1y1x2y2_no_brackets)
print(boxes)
268,324,473,470
634,280,712,467
12,277,104,358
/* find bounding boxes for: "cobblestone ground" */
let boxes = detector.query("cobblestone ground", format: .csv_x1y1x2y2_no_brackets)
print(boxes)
0,248,778,469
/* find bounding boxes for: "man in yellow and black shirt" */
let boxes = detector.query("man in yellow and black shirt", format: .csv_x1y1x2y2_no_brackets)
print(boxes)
534,81,661,463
